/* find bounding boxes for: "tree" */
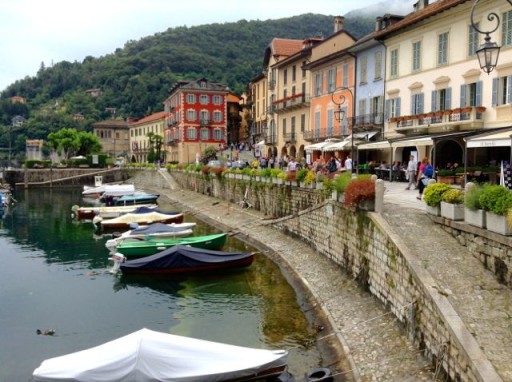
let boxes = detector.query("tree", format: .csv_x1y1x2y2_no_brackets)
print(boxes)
147,132,164,163
47,128,80,159
77,131,102,155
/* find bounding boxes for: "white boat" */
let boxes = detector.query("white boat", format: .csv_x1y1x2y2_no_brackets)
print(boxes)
82,184,135,198
105,222,196,251
32,328,288,382
72,204,158,220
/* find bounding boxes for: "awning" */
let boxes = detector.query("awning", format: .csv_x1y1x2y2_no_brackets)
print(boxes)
256,140,265,145
352,131,379,140
304,138,341,152
465,128,512,148
391,137,432,148
323,140,351,152
357,140,391,150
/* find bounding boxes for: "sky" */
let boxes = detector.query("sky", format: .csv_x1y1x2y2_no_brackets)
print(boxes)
0,0,415,92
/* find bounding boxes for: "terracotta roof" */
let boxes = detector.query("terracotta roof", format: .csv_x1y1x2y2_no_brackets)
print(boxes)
92,120,130,128
227,93,241,103
270,38,304,57
131,111,169,126
374,0,469,39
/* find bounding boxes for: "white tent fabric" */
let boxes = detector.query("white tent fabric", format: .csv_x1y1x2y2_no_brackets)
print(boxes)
323,140,351,152
256,140,265,145
465,128,512,148
33,328,288,382
304,138,341,152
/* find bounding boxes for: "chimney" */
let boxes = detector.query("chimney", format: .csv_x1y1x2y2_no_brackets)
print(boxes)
375,16,383,32
334,16,344,33
414,0,429,12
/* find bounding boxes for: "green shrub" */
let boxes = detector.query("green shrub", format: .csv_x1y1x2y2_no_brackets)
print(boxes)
441,189,464,204
423,182,452,207
464,183,484,210
304,170,316,185
296,168,309,182
262,168,272,178
332,172,352,193
437,169,453,177
479,184,512,215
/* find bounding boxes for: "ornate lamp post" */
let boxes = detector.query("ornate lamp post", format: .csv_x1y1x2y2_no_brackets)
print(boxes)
470,0,511,74
332,87,355,172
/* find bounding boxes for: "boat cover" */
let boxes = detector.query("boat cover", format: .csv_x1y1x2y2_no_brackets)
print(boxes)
83,184,134,196
130,222,196,235
101,211,183,226
32,328,288,382
120,245,253,272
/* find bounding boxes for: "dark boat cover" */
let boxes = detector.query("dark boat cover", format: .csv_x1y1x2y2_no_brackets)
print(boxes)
120,245,254,273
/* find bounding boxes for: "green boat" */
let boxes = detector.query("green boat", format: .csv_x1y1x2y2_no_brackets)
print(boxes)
114,233,228,258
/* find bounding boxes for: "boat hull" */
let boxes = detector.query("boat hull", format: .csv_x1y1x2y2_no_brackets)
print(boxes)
116,233,227,257
74,204,157,220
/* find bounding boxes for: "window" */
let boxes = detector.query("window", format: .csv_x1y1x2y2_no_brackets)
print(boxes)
186,110,196,121
463,82,482,107
213,110,222,122
200,128,209,140
358,99,367,116
301,114,306,132
213,128,222,140
327,109,333,136
492,76,511,106
432,88,452,111
342,63,349,87
291,116,296,134
282,118,287,135
468,23,479,56
213,95,223,105
438,32,449,65
283,69,288,85
292,65,296,82
411,93,424,115
302,61,307,78
314,111,320,138
186,94,196,104
186,127,197,139
412,41,421,71
200,110,209,122
360,56,368,84
502,10,512,47
390,49,399,77
374,51,383,80
385,97,401,119
200,95,209,104
328,68,336,92
314,72,322,96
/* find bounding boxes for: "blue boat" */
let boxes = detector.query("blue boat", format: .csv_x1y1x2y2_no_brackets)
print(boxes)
111,192,160,206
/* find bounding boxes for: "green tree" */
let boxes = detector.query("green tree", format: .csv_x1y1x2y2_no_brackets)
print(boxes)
47,128,80,159
77,131,102,155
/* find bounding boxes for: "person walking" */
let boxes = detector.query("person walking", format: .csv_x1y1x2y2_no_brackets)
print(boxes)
344,155,353,173
405,155,417,190
417,158,433,200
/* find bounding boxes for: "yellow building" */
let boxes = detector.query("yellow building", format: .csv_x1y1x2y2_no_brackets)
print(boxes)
129,112,168,163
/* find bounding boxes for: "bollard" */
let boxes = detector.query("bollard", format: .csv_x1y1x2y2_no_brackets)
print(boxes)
375,179,385,213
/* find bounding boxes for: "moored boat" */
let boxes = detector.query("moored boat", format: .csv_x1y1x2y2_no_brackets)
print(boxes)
72,204,158,220
94,208,184,230
110,245,255,274
82,184,135,199
115,232,227,257
32,328,289,382
105,222,196,251
112,192,160,206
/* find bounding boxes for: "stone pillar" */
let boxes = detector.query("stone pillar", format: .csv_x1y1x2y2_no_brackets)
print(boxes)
375,179,385,213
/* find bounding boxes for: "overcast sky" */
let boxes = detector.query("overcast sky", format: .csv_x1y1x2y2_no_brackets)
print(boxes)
0,0,415,92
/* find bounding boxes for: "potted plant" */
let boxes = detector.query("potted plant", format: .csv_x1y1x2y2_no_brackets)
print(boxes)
422,182,452,216
479,183,512,235
343,178,376,211
436,169,454,184
464,183,486,228
304,170,317,188
440,189,464,220
296,168,308,187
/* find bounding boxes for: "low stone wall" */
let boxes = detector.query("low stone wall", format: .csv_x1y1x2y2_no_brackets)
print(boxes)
170,170,501,382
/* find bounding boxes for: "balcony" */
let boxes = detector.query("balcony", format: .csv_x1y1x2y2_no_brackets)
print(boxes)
268,80,276,90
199,119,211,126
265,134,278,145
266,105,276,115
354,112,384,130
283,132,297,144
167,120,178,127
272,94,311,113
389,106,486,133
303,119,354,142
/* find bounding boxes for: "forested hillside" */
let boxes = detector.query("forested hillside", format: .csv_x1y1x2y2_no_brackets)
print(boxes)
0,13,376,157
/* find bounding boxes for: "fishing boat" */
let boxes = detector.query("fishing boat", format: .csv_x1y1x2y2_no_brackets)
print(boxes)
110,245,255,274
93,208,184,230
105,222,196,251
32,328,289,382
72,203,158,220
115,232,227,257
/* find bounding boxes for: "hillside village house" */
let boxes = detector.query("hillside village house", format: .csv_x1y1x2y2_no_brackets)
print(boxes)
129,112,167,163
163,79,229,164
92,120,130,160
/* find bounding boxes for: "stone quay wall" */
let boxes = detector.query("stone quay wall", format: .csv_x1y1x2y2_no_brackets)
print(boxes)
170,170,500,382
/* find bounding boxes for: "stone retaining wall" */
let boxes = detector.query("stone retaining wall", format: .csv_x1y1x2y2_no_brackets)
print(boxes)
168,170,502,382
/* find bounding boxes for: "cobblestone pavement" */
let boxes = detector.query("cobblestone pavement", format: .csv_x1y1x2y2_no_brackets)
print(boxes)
137,170,512,381
138,170,436,382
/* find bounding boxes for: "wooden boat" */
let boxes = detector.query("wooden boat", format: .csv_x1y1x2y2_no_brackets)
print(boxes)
72,204,157,220
105,222,196,251
115,232,227,257
32,328,288,382
110,245,255,274
93,207,183,230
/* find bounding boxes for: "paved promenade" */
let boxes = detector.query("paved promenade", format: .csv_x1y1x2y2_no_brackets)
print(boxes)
140,170,511,381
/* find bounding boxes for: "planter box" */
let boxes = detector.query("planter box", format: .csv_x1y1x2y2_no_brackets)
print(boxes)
425,204,440,216
440,202,464,221
464,208,486,228
486,211,512,235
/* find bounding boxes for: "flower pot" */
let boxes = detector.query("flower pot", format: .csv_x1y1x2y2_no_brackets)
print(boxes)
485,211,512,235
316,182,323,190
441,202,464,221
464,208,486,228
425,204,441,216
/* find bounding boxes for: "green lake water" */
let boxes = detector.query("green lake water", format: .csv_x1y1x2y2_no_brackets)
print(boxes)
0,187,322,381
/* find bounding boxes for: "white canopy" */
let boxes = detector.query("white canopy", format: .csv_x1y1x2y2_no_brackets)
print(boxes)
391,137,432,148
323,140,351,152
465,128,512,148
256,140,265,145
358,140,391,150
304,138,341,152
33,328,288,382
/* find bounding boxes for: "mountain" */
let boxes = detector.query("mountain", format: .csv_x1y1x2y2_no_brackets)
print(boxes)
0,10,392,156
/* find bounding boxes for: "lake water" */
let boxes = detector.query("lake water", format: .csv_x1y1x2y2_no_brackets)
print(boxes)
0,188,322,381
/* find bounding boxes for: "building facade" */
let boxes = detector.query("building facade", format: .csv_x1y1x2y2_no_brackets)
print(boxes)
92,120,130,160
128,112,168,163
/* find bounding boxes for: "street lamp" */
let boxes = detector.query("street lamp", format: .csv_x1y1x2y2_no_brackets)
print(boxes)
332,87,355,172
470,0,510,74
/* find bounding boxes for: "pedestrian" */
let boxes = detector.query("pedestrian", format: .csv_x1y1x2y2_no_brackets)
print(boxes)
405,155,417,190
344,155,353,172
287,156,298,174
417,158,433,200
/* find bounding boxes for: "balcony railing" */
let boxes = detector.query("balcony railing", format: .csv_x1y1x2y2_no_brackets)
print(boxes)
389,106,486,132
303,119,354,142
283,132,297,143
268,80,276,90
199,119,211,126
273,94,311,113
265,134,277,145
354,112,384,128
